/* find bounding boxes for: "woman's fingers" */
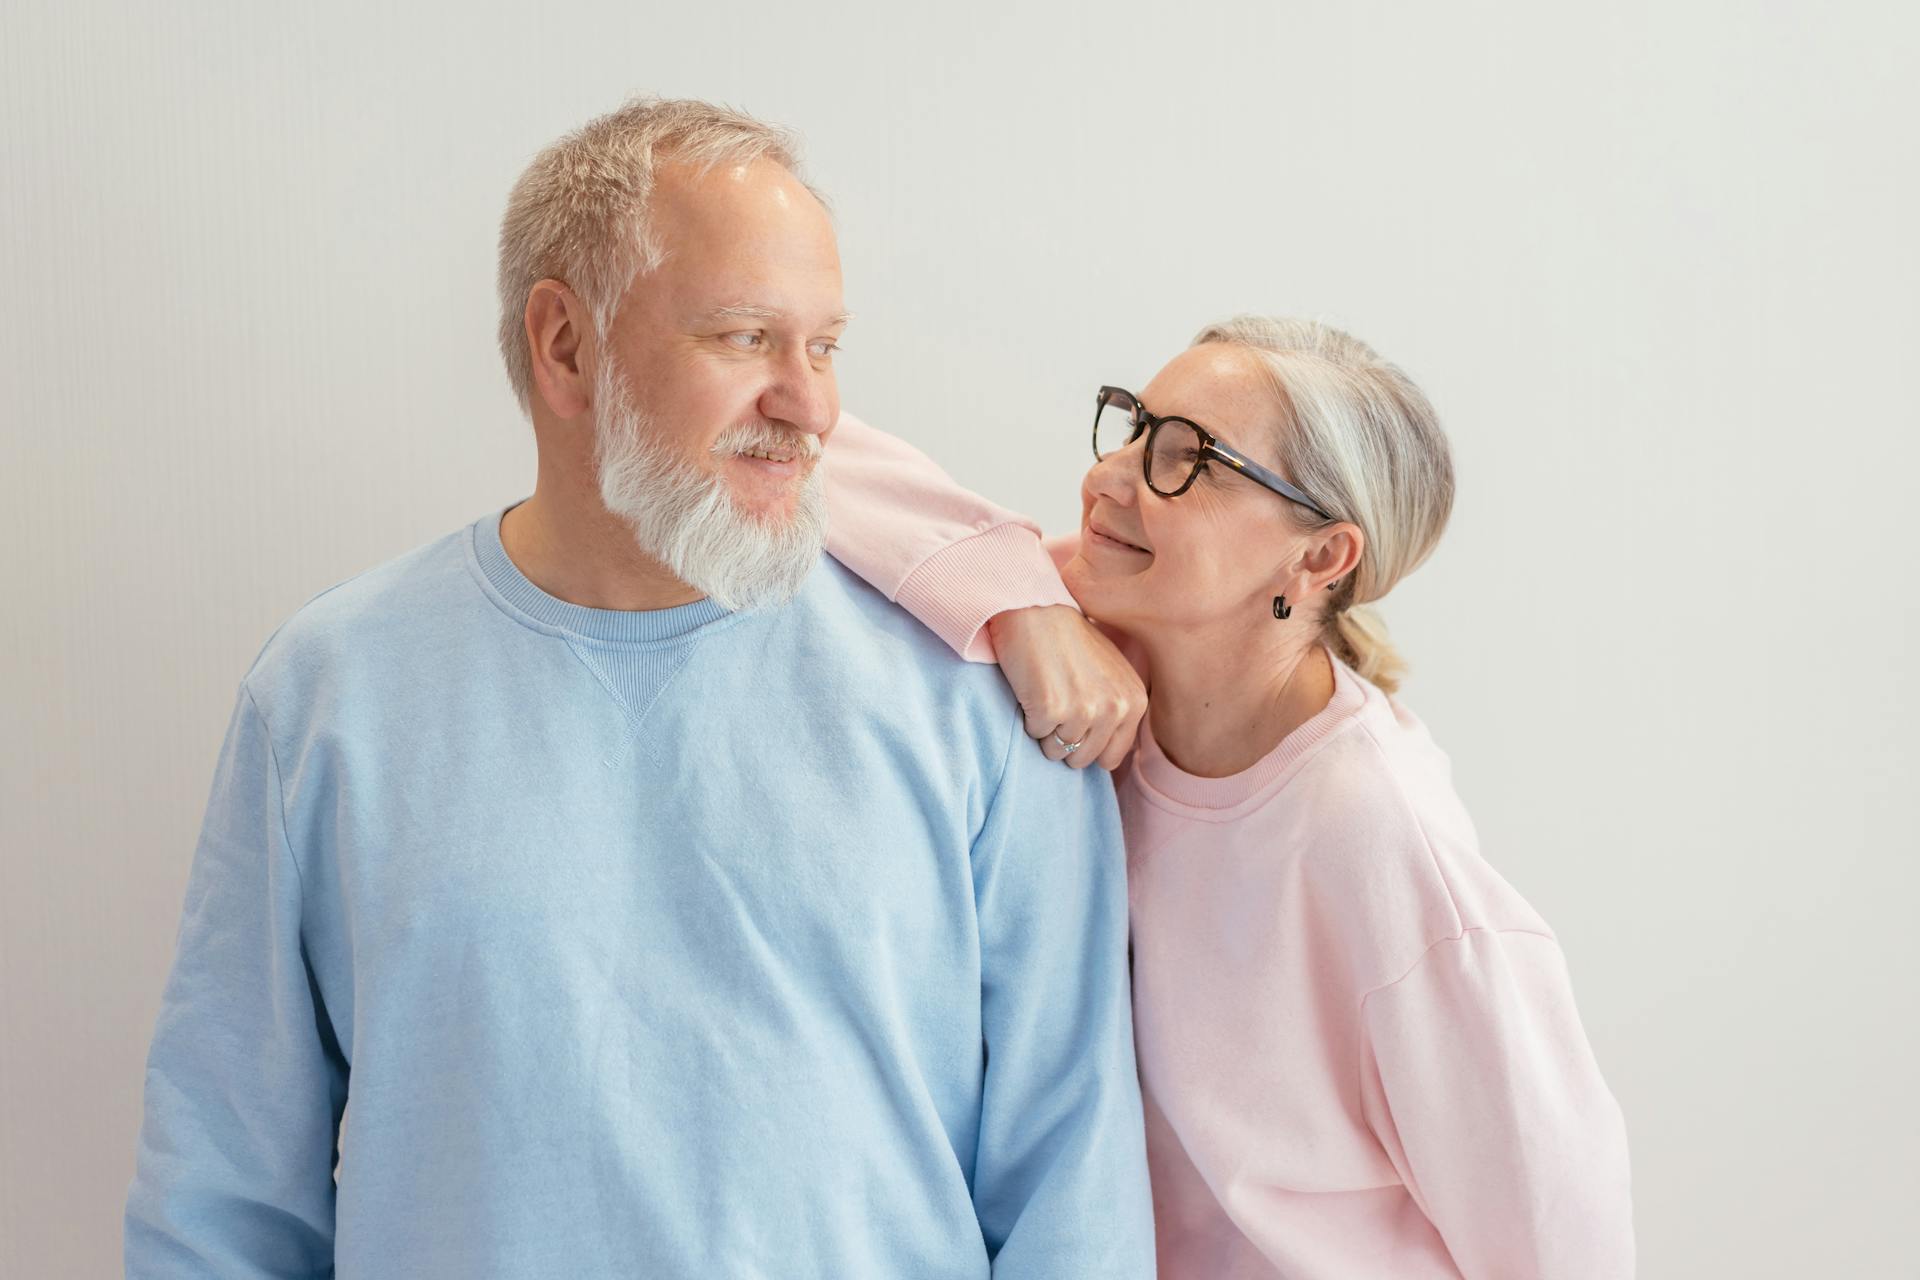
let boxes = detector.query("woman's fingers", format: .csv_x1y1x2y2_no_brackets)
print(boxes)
1096,700,1148,772
1037,689,1146,771
1023,697,1067,743
1084,689,1149,772
1039,717,1097,767
990,604,1150,772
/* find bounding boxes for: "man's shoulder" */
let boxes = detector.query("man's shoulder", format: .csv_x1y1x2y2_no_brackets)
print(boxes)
783,558,1110,812
243,520,480,698
793,556,1017,706
768,557,1032,773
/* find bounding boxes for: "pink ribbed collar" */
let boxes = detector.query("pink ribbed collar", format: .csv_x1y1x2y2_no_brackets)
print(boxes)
1130,646,1369,813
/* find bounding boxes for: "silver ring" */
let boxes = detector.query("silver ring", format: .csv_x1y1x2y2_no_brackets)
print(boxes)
1051,733,1084,754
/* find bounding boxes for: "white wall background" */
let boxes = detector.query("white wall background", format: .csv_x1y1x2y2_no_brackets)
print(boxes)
4,1,1916,1274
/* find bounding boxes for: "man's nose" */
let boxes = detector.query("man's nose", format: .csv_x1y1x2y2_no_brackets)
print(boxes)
758,345,836,437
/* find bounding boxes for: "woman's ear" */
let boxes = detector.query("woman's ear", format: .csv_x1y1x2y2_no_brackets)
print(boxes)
524,279,593,421
1299,522,1365,593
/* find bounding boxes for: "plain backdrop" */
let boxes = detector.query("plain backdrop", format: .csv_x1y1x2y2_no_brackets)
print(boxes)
4,1,1916,1275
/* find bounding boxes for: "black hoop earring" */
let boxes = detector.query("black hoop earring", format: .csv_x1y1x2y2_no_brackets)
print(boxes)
1272,595,1292,620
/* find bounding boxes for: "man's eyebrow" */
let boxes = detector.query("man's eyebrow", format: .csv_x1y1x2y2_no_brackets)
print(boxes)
702,304,854,327
704,304,781,323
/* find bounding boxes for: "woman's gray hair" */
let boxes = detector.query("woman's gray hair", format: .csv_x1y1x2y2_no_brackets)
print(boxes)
1191,316,1455,693
496,96,820,418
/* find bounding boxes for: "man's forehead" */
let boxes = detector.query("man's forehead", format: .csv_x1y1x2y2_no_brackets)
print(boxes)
653,157,833,244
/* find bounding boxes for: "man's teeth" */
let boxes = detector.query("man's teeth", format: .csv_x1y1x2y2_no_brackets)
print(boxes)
741,447,795,463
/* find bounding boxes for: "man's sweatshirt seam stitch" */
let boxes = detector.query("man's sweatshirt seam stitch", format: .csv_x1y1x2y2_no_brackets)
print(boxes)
241,681,310,900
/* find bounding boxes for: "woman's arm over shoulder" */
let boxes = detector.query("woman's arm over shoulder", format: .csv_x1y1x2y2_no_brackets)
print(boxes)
822,412,1073,661
1357,927,1636,1278
823,414,1147,769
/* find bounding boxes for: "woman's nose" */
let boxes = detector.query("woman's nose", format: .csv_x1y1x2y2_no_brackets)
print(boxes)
1084,441,1144,507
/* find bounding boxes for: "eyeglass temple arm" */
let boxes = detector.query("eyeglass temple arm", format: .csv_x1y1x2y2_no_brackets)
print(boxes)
1205,441,1331,519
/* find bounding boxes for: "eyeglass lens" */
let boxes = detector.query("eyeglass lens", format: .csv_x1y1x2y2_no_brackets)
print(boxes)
1094,394,1144,460
1095,392,1207,496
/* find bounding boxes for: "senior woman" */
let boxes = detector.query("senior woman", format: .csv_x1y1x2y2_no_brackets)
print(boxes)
822,316,1635,1278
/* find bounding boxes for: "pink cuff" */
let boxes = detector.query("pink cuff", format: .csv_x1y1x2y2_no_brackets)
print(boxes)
893,524,1079,663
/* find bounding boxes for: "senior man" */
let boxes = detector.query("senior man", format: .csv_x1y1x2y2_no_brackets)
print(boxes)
125,98,1153,1278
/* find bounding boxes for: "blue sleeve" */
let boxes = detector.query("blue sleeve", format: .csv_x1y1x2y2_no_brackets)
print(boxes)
125,685,347,1278
968,718,1156,1277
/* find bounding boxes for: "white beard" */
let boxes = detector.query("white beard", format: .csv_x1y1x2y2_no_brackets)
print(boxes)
592,356,827,613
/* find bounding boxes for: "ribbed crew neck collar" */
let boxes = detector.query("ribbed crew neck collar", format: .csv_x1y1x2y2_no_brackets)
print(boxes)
1132,646,1369,812
469,504,736,647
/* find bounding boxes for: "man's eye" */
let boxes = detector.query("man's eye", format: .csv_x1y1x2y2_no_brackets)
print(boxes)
723,332,762,349
808,340,840,358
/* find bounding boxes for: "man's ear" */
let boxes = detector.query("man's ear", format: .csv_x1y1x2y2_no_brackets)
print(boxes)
525,279,593,421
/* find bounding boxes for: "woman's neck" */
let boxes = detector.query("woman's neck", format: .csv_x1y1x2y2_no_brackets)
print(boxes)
1135,621,1335,780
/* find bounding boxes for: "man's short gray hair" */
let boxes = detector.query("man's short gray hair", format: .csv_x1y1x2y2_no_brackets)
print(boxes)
496,97,819,418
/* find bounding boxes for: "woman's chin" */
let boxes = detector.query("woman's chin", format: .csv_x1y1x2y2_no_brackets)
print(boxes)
1062,554,1136,619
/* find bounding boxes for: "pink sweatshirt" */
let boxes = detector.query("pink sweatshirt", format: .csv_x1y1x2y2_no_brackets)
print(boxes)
823,413,1635,1279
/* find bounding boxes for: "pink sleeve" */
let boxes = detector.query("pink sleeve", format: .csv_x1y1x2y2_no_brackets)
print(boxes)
1358,929,1636,1279
823,412,1075,663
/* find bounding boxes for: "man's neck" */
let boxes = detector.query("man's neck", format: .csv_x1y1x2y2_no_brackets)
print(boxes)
498,472,703,613
1134,618,1335,780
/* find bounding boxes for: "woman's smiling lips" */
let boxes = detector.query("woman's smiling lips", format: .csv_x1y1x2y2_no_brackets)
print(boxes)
1087,521,1152,555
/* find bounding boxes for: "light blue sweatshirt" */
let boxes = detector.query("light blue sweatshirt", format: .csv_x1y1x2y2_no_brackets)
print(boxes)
125,507,1153,1278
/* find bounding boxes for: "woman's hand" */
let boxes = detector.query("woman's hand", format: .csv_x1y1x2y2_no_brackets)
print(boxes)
985,605,1148,771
